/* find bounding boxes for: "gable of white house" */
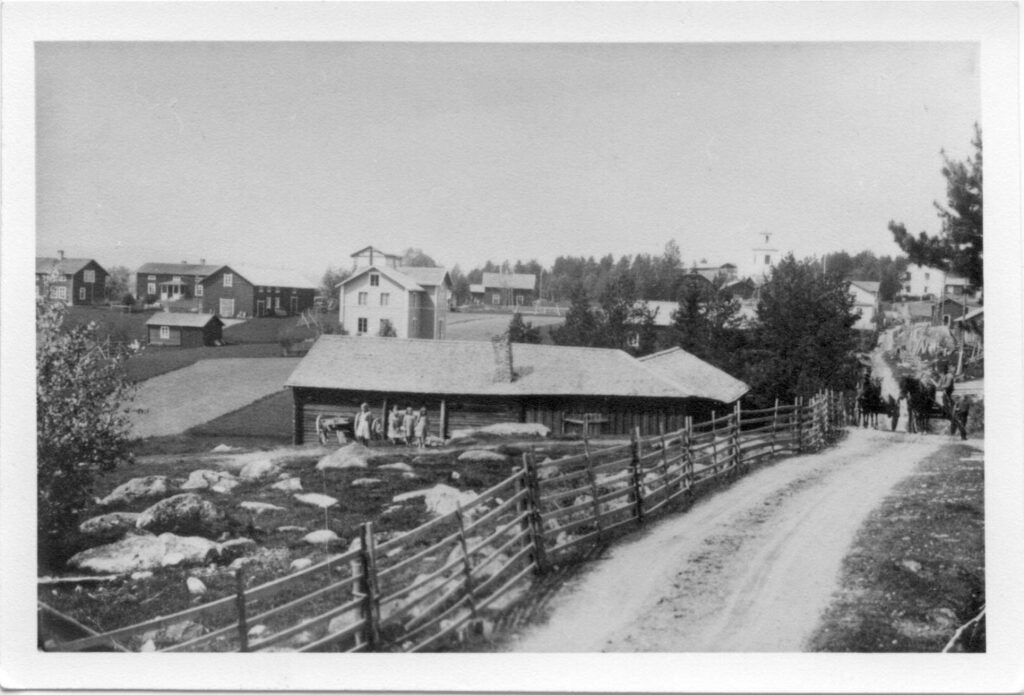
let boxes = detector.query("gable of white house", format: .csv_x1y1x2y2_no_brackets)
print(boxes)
340,269,415,337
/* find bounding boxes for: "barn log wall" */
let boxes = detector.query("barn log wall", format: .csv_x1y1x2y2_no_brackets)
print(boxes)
292,388,729,444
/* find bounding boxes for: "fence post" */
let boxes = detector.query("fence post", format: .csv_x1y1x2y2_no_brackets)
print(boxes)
517,457,532,557
234,567,249,652
630,427,645,524
771,398,779,457
684,416,695,491
795,398,803,453
582,435,603,543
454,505,480,627
358,522,381,650
658,422,672,504
732,402,742,473
523,450,550,574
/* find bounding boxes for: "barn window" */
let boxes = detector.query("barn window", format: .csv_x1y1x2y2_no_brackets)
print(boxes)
358,292,368,306
223,273,233,287
79,287,86,301
370,274,380,287
380,293,390,306
83,269,95,283
148,274,156,281
160,326,170,339
172,275,181,283
195,284,204,297
764,254,771,265
147,283,156,295
358,317,368,334
492,293,500,305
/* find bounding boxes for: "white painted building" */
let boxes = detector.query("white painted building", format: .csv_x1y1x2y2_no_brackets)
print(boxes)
901,263,971,298
748,232,779,282
848,280,881,331
338,255,451,340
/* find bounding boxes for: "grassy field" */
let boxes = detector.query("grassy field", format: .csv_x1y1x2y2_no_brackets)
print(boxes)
447,311,564,342
807,441,985,652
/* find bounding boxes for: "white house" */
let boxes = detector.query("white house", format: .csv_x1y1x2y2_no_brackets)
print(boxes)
748,232,779,282
901,263,971,298
848,280,881,331
338,261,452,339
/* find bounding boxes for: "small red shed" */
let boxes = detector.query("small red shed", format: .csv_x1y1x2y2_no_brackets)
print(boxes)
146,312,223,348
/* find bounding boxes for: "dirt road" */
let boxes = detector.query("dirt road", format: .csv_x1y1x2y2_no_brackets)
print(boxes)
508,428,945,652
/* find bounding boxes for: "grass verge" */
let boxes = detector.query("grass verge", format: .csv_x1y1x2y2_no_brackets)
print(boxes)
807,440,984,652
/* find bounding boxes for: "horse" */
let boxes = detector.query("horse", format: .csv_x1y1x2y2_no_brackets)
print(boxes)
856,375,898,430
898,376,947,433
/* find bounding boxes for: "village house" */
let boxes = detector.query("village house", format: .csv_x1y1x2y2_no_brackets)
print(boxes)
145,312,224,348
469,272,538,307
134,261,219,305
900,263,973,299
285,335,750,443
338,247,452,339
200,265,317,318
848,280,881,331
932,295,980,328
35,253,108,305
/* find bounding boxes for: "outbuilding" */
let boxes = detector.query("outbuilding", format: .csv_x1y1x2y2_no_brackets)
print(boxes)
145,312,224,348
285,335,750,443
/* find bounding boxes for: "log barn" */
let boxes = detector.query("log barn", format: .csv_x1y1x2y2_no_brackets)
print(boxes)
145,312,224,348
285,335,749,444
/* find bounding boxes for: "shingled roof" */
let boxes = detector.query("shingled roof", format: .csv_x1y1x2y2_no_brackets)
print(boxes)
136,262,221,276
145,312,223,328
36,257,102,276
638,347,749,402
203,265,318,290
286,335,717,400
481,272,536,291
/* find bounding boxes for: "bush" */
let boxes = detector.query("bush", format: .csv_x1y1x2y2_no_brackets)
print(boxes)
144,293,158,304
122,293,135,306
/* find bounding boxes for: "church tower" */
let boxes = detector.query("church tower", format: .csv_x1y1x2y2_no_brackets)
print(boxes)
750,231,778,281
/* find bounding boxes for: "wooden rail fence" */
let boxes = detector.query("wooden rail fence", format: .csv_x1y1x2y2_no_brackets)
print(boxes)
46,390,848,653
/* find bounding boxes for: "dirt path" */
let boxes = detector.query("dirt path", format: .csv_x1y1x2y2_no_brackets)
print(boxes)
507,428,945,652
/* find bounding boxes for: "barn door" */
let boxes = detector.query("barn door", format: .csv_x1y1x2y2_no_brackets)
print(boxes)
290,296,298,315
219,298,235,317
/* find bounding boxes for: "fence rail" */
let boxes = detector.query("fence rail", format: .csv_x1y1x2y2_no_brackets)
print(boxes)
45,390,848,653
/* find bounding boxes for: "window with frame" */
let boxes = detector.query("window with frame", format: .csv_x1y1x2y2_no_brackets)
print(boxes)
764,254,771,265
223,273,233,287
370,274,380,287
358,317,368,334
83,269,95,283
492,293,500,305
148,274,156,281
358,292,368,306
195,284,204,297
51,286,67,300
380,293,390,306
79,287,86,301
172,275,181,283
160,325,170,339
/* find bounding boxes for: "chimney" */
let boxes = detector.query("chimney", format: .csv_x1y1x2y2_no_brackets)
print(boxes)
200,258,206,265
491,334,514,382
58,249,64,260
182,260,188,264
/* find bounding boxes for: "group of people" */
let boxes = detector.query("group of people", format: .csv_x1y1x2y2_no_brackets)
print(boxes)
929,362,971,441
352,403,430,448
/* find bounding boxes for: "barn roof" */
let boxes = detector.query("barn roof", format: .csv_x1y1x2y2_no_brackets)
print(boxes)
638,347,750,403
286,335,708,400
849,279,881,295
397,265,451,288
145,312,222,328
136,262,221,276
36,257,103,276
481,272,537,291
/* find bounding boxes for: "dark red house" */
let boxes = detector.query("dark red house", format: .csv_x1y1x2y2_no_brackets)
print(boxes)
36,254,108,305
135,261,220,304
200,265,317,318
145,312,224,348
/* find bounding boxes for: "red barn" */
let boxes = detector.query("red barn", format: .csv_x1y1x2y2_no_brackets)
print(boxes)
36,254,108,305
145,312,224,348
200,265,317,318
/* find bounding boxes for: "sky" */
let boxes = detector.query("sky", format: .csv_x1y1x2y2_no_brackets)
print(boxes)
35,41,979,279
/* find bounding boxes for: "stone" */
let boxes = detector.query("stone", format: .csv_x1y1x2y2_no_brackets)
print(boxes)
271,477,303,492
78,512,141,544
451,423,550,439
211,444,238,453
238,459,281,482
140,639,156,652
900,559,923,574
247,624,269,639
378,462,413,473
402,472,418,480
210,479,241,495
131,571,154,581
316,443,373,470
393,484,478,517
457,449,507,463
327,610,360,635
294,492,338,509
100,476,175,507
136,493,222,537
290,558,314,571
161,552,185,567
218,537,257,563
181,469,239,492
351,478,382,487
239,501,285,515
186,577,207,595
276,525,308,533
164,620,205,644
285,630,318,648
68,533,217,574
303,529,340,545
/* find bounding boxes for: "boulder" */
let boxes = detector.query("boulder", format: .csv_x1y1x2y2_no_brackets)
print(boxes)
327,611,360,636
378,462,413,473
68,533,218,574
294,493,338,509
238,460,281,482
276,525,308,533
303,529,340,545
247,624,269,639
211,444,239,453
181,469,239,492
210,479,241,495
161,552,185,567
316,443,373,470
218,538,257,563
164,620,205,644
186,577,207,595
451,423,550,439
78,512,141,545
130,571,154,581
136,493,222,537
393,484,478,517
271,477,303,492
99,476,175,507
457,449,507,463
238,501,285,515
351,478,382,487
290,558,314,571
